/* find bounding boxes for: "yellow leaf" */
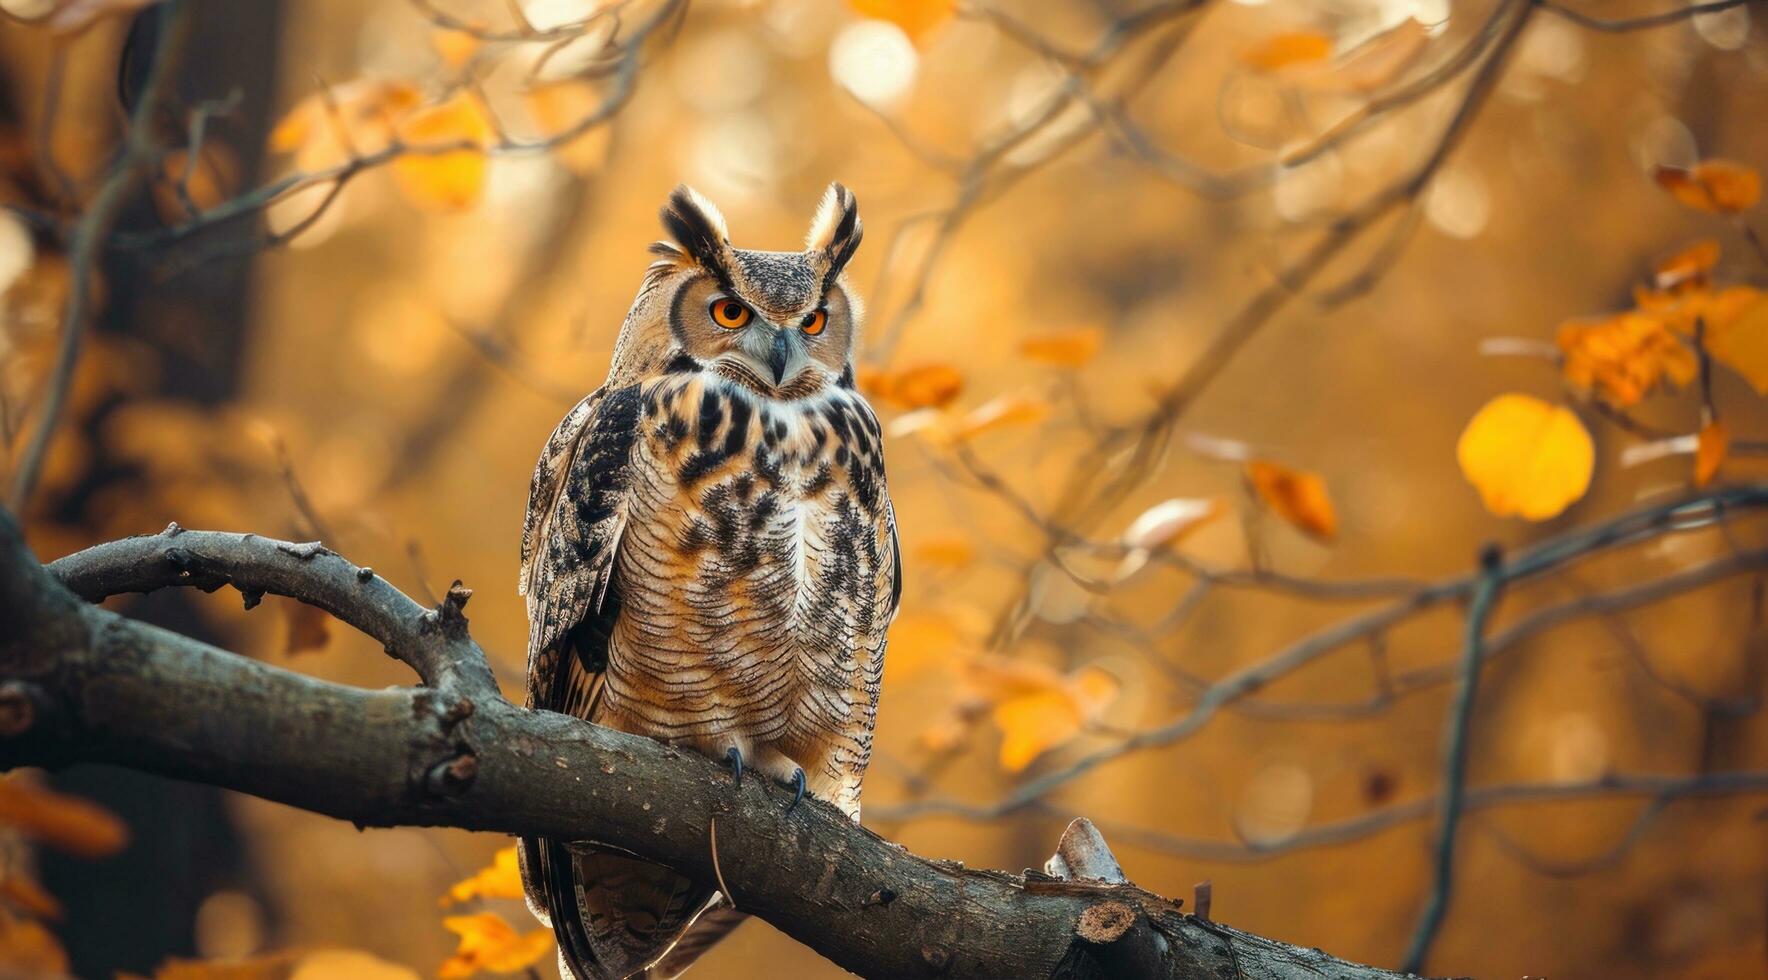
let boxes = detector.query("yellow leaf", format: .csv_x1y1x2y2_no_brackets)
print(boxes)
1245,461,1337,540
1707,295,1768,394
1456,394,1594,521
0,914,67,976
1655,159,1762,214
1653,239,1721,290
1018,327,1104,367
442,846,524,906
989,665,1118,772
1695,420,1728,488
913,534,976,571
431,28,482,69
949,394,1049,442
393,93,494,212
0,775,127,858
847,0,956,39
1241,31,1333,73
439,913,553,978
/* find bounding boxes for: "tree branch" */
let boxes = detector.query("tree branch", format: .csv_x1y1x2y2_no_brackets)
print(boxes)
0,509,1415,980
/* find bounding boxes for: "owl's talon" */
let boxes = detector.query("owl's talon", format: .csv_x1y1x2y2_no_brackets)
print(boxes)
785,768,806,813
725,747,744,788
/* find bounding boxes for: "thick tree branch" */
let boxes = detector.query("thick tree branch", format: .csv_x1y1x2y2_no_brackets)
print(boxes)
0,510,1413,980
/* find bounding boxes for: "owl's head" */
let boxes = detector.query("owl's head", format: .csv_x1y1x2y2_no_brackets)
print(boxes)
608,183,865,398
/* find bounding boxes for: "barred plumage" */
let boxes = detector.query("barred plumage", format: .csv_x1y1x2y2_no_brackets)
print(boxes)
518,183,896,980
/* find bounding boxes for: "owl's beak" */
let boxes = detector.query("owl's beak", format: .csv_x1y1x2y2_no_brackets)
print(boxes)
766,330,792,385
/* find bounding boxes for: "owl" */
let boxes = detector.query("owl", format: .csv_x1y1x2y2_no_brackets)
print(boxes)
516,183,899,980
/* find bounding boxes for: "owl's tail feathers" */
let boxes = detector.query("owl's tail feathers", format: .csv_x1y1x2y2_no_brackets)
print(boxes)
645,902,749,978
519,834,716,980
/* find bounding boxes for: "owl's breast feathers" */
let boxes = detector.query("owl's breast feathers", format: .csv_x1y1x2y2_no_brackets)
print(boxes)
521,368,898,815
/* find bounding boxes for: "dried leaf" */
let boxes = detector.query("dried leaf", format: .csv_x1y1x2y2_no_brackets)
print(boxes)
439,912,553,979
1695,420,1729,488
0,914,67,975
985,665,1118,772
1654,159,1762,214
283,600,331,657
0,775,127,858
1241,31,1333,73
949,394,1049,442
1245,461,1337,541
1556,312,1697,407
42,0,161,33
0,873,61,921
392,93,494,211
1456,394,1594,521
1019,327,1104,367
1653,239,1721,291
442,846,524,906
847,0,956,39
1706,295,1768,394
863,363,964,410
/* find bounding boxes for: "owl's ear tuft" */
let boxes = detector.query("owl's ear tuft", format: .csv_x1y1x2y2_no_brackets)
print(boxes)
659,185,732,274
806,182,862,284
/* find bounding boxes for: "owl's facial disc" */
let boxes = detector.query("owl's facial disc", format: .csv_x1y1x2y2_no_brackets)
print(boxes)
731,319,811,388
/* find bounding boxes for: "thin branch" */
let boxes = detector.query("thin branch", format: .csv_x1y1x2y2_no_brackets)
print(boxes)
1537,0,1758,33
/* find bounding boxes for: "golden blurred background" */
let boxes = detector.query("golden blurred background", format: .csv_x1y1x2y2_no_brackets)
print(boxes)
4,0,1768,976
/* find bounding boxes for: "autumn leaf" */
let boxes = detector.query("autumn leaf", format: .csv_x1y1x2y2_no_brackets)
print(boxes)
0,775,127,857
862,362,964,410
269,80,422,165
848,0,956,39
431,29,482,69
1695,420,1729,488
1653,239,1721,291
1556,312,1697,407
1245,461,1336,541
949,394,1050,442
1115,497,1223,580
0,914,67,976
442,846,524,906
913,533,976,571
0,873,61,921
1456,393,1594,521
439,912,553,978
1654,159,1762,214
979,662,1119,772
392,93,494,211
282,599,331,657
1706,294,1768,394
1241,31,1333,73
1019,327,1104,368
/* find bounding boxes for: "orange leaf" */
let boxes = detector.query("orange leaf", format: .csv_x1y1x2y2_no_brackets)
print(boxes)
1245,461,1336,540
393,93,494,211
949,394,1049,442
1706,294,1768,394
1654,159,1762,214
0,873,61,921
1018,327,1104,367
913,534,976,571
442,846,524,906
439,912,554,978
432,28,482,69
865,363,964,410
1556,312,1697,407
847,0,956,39
282,599,331,657
1653,239,1721,290
1695,420,1729,488
1455,394,1593,521
1241,31,1333,73
988,666,1118,772
0,776,127,858
0,914,67,976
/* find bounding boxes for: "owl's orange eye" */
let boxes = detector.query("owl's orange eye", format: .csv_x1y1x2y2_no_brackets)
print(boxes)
801,309,828,336
710,299,752,330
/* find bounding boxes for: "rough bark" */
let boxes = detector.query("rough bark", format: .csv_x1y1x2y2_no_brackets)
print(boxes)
0,512,1417,980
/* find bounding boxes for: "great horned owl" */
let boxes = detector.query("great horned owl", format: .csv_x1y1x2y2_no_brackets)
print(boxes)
517,183,899,980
